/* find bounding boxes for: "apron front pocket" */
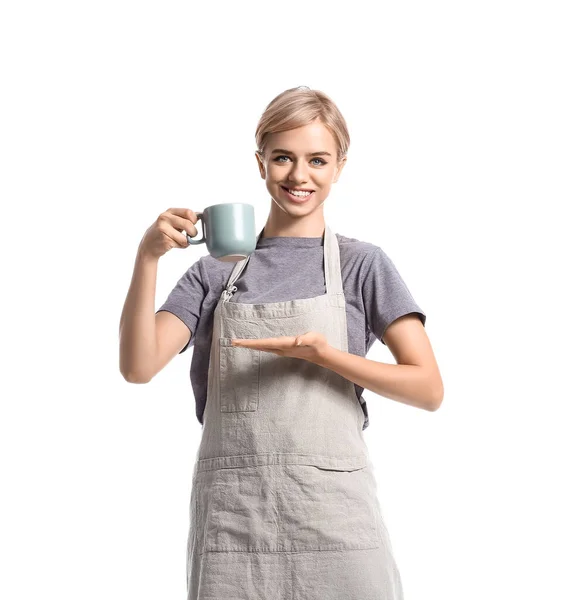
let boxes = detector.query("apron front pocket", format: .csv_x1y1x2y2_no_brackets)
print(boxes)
219,337,260,412
276,463,381,552
202,463,380,553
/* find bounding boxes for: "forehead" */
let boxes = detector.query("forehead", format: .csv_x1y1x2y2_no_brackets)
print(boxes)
267,121,337,153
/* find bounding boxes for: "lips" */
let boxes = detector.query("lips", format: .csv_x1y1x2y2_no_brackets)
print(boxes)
280,186,315,203
282,186,314,192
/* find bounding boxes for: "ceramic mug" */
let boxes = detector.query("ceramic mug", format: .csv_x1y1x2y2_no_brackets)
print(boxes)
186,203,257,262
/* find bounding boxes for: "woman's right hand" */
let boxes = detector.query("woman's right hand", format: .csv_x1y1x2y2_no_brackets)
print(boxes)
139,208,200,260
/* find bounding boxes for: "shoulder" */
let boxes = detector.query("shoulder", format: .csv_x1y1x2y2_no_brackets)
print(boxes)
191,253,235,290
335,233,413,295
335,232,390,267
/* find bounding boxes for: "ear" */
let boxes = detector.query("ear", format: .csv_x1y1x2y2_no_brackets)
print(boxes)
332,157,347,184
255,151,266,179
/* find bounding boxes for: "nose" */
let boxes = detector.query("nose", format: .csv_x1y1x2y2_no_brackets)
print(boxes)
287,158,309,185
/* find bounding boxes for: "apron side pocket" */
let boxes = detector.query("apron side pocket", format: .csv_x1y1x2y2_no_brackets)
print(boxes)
219,337,260,412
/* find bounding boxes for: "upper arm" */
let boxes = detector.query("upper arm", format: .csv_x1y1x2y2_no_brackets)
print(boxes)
148,257,207,379
150,311,193,379
383,314,443,407
360,247,442,407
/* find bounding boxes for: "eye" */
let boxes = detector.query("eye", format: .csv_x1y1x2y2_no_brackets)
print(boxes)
273,155,327,166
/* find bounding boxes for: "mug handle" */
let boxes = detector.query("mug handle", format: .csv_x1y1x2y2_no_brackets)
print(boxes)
186,212,206,245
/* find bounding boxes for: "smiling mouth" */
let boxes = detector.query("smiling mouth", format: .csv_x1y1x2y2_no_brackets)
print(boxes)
280,186,315,202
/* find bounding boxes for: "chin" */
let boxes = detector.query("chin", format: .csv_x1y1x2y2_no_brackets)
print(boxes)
273,198,322,217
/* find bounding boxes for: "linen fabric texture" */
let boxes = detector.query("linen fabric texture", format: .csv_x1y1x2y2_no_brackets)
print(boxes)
184,225,407,599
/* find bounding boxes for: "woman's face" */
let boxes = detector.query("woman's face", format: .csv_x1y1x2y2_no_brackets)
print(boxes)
256,119,346,218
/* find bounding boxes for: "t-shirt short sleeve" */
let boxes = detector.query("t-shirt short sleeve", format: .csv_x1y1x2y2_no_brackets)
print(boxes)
362,248,427,346
155,258,207,354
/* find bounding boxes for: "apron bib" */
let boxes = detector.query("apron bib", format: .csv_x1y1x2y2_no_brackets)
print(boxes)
186,225,404,599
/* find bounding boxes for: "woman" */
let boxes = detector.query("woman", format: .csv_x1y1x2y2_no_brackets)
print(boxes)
119,86,443,599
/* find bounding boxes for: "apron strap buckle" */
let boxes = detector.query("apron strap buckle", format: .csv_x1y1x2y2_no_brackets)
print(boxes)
222,285,238,302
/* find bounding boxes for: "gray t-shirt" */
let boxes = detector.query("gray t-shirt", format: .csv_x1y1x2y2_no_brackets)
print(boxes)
156,233,426,430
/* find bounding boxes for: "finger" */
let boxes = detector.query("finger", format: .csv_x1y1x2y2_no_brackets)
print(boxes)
157,215,196,247
232,340,266,348
233,343,276,353
169,214,199,240
165,207,198,223
234,337,294,348
157,219,190,248
232,340,272,349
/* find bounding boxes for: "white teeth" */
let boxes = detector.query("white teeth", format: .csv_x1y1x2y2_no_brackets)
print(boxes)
287,188,312,197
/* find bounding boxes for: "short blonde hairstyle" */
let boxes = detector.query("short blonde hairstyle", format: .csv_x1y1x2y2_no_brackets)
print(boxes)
255,86,350,163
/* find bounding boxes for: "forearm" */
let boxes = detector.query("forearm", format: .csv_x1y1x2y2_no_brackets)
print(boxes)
314,346,439,411
119,245,159,382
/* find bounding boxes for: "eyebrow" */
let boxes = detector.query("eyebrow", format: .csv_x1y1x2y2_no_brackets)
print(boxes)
270,148,332,157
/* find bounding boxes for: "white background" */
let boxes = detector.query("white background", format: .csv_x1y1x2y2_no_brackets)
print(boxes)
2,1,572,598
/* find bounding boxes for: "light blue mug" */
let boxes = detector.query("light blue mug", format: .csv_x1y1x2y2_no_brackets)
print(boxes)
186,203,257,262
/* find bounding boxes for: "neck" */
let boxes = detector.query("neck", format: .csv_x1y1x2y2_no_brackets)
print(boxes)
262,204,326,238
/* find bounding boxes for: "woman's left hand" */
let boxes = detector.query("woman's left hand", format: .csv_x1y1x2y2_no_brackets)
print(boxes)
231,331,330,364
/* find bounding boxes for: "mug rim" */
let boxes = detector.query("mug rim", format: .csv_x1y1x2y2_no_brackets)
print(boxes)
205,202,254,209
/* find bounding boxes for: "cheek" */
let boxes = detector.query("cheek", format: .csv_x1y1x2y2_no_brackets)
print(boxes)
314,178,332,192
314,169,336,187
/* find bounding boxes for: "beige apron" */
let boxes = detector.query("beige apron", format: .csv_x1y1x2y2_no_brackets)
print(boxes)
186,225,404,599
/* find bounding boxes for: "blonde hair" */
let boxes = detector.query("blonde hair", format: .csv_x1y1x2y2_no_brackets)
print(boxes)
255,86,350,164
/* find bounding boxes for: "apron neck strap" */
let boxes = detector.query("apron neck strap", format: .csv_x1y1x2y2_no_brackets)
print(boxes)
223,228,265,293
323,224,343,295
